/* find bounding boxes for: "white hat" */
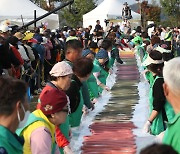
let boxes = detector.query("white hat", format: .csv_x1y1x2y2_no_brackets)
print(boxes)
142,54,164,67
49,61,73,77
155,46,171,53
0,25,12,33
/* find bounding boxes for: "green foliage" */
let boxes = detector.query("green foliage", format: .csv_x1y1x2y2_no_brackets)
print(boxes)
140,1,161,28
146,6,161,23
160,0,180,27
60,0,96,27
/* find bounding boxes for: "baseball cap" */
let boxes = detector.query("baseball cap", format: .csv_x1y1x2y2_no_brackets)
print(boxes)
14,32,24,40
23,31,34,41
40,89,68,115
49,61,73,77
96,49,108,59
82,49,93,57
0,25,12,33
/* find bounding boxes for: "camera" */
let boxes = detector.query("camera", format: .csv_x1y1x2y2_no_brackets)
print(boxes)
104,19,110,26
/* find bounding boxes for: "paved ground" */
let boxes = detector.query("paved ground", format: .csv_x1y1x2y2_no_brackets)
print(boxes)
81,51,139,154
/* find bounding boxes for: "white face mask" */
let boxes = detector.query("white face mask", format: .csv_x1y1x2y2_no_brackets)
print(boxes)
17,103,30,129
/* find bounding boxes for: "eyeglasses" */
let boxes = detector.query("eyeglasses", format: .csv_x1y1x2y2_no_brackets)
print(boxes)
61,109,69,114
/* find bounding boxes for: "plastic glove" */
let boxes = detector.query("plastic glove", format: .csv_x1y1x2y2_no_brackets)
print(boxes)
109,68,113,75
82,106,89,115
104,86,110,91
90,102,95,110
155,131,165,143
143,121,151,133
63,145,73,154
91,98,98,104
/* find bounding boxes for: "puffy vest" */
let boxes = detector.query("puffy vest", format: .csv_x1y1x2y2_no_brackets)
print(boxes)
17,109,56,154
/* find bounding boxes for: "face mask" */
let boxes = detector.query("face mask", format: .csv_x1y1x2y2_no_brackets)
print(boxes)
17,103,30,129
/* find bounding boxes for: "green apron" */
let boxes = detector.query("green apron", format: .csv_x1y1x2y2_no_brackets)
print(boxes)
64,59,91,109
0,125,23,154
59,116,70,154
69,89,84,127
87,63,100,100
149,76,175,135
94,59,109,94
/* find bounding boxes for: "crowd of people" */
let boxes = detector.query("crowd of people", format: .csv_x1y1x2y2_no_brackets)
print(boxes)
130,23,180,153
0,18,180,154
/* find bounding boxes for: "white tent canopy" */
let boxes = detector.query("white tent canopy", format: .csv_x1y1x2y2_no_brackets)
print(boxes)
0,0,59,29
83,0,141,29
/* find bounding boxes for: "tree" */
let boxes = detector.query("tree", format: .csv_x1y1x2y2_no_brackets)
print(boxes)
30,0,96,28
160,0,180,27
140,1,161,28
60,0,96,27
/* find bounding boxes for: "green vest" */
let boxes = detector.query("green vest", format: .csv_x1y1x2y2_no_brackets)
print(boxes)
87,63,100,100
94,59,109,94
165,31,173,41
0,125,23,154
149,76,175,135
163,113,180,153
16,110,56,154
69,88,84,127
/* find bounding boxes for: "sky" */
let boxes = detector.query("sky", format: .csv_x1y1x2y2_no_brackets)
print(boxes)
96,0,160,5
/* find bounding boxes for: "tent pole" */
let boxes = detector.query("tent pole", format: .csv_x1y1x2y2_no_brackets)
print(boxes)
21,15,25,26
34,10,37,28
17,0,74,30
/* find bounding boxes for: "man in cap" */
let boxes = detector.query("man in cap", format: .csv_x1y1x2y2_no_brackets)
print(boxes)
0,25,12,39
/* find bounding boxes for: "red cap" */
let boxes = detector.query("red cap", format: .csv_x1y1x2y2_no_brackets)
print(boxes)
40,89,67,115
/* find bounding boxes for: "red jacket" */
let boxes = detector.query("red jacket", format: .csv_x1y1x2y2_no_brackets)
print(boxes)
37,83,69,148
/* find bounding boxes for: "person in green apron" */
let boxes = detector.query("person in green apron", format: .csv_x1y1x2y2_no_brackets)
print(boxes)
132,36,144,61
66,58,93,127
94,48,110,94
141,40,155,86
64,39,94,111
0,77,29,154
142,50,175,135
82,49,100,102
107,32,124,67
162,57,180,153
17,88,68,154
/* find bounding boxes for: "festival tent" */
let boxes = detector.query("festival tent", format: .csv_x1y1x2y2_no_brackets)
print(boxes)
83,0,141,29
0,0,59,29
